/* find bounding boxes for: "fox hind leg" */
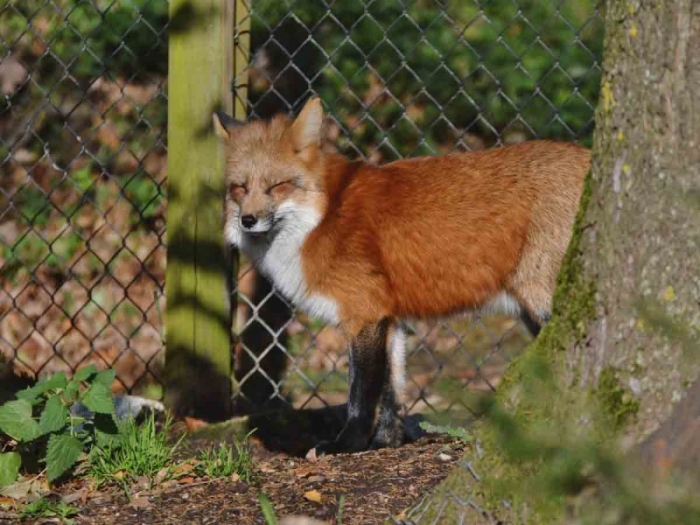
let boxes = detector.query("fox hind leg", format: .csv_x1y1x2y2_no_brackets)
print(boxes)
520,309,545,337
507,268,554,338
371,322,406,449
512,288,551,337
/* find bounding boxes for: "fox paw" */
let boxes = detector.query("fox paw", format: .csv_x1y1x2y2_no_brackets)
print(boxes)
309,433,370,457
369,416,405,450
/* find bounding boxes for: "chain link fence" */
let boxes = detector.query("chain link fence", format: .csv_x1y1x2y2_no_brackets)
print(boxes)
0,0,603,426
1,0,168,396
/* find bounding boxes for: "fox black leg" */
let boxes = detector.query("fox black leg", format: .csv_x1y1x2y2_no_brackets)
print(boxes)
520,309,551,338
371,324,405,449
314,319,390,455
370,375,404,449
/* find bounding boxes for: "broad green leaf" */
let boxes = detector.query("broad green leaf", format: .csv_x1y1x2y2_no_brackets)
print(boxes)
73,365,98,382
15,372,68,403
0,452,21,487
82,383,114,415
93,369,116,389
39,396,68,435
45,434,83,482
15,383,48,402
0,400,40,441
41,372,68,392
63,381,80,404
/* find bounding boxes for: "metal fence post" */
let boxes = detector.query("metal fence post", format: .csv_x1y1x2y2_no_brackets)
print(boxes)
164,0,234,420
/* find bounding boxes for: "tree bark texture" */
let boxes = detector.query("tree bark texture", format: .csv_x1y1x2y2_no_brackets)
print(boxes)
574,0,700,444
413,1,700,522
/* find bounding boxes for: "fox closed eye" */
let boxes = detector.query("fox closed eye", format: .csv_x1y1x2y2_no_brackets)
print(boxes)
229,183,247,200
266,179,296,197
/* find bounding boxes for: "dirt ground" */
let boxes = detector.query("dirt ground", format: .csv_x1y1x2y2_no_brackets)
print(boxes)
9,434,464,525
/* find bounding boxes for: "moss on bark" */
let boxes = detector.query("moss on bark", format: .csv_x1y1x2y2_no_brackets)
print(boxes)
410,0,700,522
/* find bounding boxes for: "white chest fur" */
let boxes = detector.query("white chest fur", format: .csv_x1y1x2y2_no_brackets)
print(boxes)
237,202,340,326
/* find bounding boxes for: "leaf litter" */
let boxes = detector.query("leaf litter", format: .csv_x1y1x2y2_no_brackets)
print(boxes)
14,433,463,524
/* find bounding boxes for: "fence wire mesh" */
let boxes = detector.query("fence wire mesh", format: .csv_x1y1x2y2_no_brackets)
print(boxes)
0,0,602,439
1,0,168,395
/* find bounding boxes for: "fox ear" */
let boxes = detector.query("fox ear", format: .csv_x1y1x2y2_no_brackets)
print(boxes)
291,97,323,152
212,111,242,140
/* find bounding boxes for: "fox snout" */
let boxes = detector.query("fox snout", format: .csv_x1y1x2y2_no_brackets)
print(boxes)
240,214,257,228
238,212,274,235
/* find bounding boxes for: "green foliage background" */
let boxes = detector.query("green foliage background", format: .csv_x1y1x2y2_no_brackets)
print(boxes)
250,0,602,158
2,0,602,162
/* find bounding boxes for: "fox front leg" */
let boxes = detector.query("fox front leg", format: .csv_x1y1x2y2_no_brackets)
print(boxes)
314,319,390,455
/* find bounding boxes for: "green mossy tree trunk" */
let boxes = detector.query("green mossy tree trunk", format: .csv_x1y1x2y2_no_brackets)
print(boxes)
570,0,699,445
417,1,699,522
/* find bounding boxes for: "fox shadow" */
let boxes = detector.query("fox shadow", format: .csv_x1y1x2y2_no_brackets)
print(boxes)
246,404,425,457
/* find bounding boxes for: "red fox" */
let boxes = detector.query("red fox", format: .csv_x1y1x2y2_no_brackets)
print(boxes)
213,97,590,454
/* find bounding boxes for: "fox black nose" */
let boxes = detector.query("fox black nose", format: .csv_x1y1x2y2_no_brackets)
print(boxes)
241,215,257,228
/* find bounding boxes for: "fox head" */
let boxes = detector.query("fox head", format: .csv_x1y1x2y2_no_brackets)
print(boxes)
213,98,326,249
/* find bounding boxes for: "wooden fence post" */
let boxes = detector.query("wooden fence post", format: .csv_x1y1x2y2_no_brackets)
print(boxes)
165,0,235,420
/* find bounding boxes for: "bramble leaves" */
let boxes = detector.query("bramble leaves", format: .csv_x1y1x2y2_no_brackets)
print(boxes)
73,365,98,382
46,434,83,482
39,395,68,435
0,452,21,487
82,383,114,415
0,399,40,441
0,366,119,487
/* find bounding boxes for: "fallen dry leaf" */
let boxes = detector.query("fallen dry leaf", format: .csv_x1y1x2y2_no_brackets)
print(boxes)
61,488,89,505
128,496,152,509
135,475,150,490
280,517,329,525
172,461,195,476
0,477,49,500
292,467,318,478
184,417,209,431
154,467,171,485
159,480,178,490
258,463,277,474
177,476,196,484
306,475,325,483
303,489,322,504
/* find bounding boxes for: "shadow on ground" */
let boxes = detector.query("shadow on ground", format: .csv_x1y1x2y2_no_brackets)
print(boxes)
184,404,426,457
